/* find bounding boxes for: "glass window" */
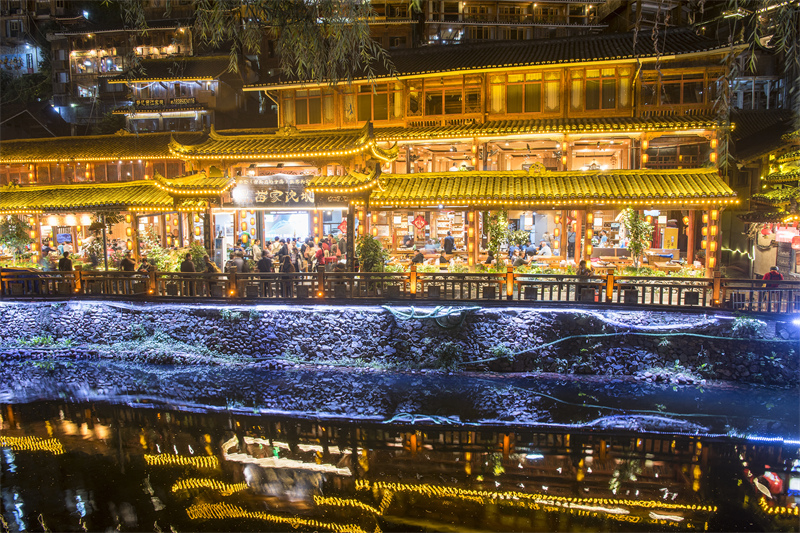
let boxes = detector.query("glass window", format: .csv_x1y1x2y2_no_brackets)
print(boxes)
296,89,322,125
425,91,443,115
525,83,541,112
601,79,616,109
586,79,600,110
506,84,523,113
444,90,462,114
683,80,704,104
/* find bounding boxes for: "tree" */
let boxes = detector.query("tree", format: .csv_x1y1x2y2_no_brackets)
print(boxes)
620,208,653,270
0,215,33,262
120,0,399,85
485,210,510,257
356,234,388,272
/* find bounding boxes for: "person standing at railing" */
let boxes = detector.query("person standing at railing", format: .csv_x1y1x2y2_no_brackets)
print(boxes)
180,253,196,297
120,251,135,272
575,259,593,302
279,255,295,298
763,266,784,288
58,252,72,272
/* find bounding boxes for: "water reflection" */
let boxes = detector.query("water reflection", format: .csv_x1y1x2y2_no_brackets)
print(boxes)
0,402,797,532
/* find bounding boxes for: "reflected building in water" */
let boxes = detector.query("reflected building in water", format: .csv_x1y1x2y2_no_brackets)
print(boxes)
0,402,797,532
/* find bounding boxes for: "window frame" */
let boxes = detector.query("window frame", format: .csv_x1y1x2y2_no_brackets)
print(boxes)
570,66,632,113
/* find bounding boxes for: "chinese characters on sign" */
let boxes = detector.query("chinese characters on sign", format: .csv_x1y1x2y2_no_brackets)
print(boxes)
170,97,196,105
228,176,315,208
412,215,428,230
135,99,166,107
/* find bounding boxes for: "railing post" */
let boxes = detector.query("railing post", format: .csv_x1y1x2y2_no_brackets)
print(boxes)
317,265,326,298
149,267,157,296
228,268,238,298
605,271,614,303
712,271,722,307
409,264,417,298
506,265,514,300
74,268,82,294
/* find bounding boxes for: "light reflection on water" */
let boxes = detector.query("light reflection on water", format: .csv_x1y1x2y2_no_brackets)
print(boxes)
0,401,798,532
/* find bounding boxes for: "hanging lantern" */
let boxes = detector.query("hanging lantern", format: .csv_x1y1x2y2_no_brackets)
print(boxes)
709,152,717,163
710,209,719,221
241,233,249,243
708,256,716,269
586,229,594,239
554,227,561,237
561,155,567,165
240,210,247,219
646,215,653,224
468,212,475,222
586,212,594,225
553,240,560,249
701,227,708,236
791,236,800,250
642,139,649,150
49,240,54,247
240,222,247,232
554,215,561,225
194,214,200,223
372,227,378,237
760,225,771,236
30,243,37,251
126,239,133,250
372,212,378,224
30,230,36,239
710,225,718,236
249,217,255,225
358,224,365,236
709,241,718,252
125,214,132,223
166,236,172,246
313,216,319,225
701,239,707,249
710,138,718,149
682,216,689,226
76,225,81,232
173,218,178,226
468,226,475,238
166,225,171,233
642,153,649,164
702,214,709,224
586,244,593,255
126,227,132,237
250,210,255,216
194,226,201,236
77,239,82,247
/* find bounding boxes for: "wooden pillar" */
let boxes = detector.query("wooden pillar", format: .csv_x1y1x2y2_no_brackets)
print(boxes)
203,208,213,254
131,213,140,261
405,146,412,174
686,210,696,265
346,202,355,271
573,209,585,264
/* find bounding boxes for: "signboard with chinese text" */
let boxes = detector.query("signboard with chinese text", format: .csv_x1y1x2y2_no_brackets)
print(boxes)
226,175,315,209
170,97,196,105
135,99,166,107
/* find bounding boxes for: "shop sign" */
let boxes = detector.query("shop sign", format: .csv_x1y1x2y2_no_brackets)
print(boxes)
228,176,315,208
337,220,347,233
315,194,351,208
135,99,165,107
412,215,428,230
170,97,196,105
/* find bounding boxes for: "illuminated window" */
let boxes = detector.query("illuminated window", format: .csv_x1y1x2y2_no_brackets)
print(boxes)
296,89,322,125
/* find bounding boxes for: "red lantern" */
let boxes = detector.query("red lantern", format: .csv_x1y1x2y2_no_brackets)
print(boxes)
761,225,771,236
792,236,800,251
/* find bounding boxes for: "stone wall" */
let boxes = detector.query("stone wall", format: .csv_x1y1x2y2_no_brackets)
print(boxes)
0,301,795,385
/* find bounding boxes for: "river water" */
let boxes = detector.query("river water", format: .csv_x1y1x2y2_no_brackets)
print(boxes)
1,363,799,532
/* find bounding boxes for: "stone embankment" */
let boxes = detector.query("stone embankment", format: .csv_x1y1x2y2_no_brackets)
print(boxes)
0,301,795,385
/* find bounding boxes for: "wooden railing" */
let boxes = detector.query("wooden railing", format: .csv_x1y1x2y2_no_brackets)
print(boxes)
2,266,799,314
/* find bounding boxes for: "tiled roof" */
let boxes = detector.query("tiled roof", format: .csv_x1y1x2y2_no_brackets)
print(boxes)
376,115,721,141
764,169,800,184
248,28,731,87
104,55,232,83
0,131,203,163
169,124,398,162
155,168,233,193
737,210,791,223
370,168,737,207
307,170,383,194
752,186,799,206
778,150,800,164
0,181,172,213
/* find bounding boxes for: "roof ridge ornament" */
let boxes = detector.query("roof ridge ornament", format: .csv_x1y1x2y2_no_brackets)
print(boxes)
526,161,547,175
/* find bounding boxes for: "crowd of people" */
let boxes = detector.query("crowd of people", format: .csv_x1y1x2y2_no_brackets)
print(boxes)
224,234,349,275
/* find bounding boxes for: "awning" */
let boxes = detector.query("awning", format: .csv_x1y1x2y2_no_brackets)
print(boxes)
752,185,799,207
369,168,738,208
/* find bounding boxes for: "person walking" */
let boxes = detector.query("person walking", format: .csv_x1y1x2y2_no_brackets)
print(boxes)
443,231,455,254
567,227,576,259
180,252,196,296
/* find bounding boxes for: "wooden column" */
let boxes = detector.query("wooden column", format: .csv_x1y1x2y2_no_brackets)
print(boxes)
405,146,412,174
131,213,140,261
573,209,585,264
203,208,213,254
686,210,696,265
346,203,355,271
160,214,167,247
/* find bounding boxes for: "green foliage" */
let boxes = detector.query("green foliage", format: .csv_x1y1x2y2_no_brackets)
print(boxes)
90,112,126,135
0,215,33,257
121,0,396,86
248,309,262,321
17,335,55,347
220,309,243,322
0,70,52,107
356,235,388,272
486,210,510,256
731,316,767,339
620,266,666,277
415,264,440,273
508,229,531,248
490,344,514,362
620,208,653,269
188,242,209,272
430,341,463,371
139,226,175,271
